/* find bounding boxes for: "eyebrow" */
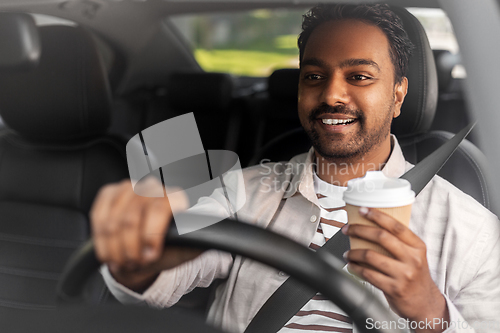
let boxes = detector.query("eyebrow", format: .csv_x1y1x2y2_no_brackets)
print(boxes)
301,57,381,73
300,58,328,68
340,58,381,72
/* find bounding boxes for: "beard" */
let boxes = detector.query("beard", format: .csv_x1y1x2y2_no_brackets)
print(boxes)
304,103,393,161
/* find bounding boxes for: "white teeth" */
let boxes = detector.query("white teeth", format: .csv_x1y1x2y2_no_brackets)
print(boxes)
321,118,355,125
322,119,337,125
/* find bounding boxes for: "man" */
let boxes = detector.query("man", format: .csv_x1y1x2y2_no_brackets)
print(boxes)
91,4,500,333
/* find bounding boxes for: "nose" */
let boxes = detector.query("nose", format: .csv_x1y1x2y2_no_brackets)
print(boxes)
320,75,350,106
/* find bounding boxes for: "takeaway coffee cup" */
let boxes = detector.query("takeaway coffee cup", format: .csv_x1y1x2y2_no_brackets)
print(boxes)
342,171,415,257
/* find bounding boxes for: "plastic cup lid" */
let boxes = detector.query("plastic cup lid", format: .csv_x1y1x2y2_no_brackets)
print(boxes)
342,171,415,208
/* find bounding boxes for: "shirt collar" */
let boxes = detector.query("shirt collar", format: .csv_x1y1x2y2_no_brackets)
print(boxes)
283,134,407,203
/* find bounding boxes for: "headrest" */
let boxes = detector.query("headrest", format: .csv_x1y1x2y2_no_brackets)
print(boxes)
0,13,40,72
167,73,234,112
268,69,300,101
390,6,438,138
433,49,460,92
0,25,112,141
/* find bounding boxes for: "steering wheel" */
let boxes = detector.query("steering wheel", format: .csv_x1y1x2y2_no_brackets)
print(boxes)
56,213,403,333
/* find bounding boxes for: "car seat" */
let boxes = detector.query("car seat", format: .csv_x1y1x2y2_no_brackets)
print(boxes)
250,69,302,154
142,72,241,152
0,23,129,310
249,7,495,211
429,49,479,145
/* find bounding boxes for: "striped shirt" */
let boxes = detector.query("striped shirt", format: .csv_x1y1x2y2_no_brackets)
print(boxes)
279,172,353,333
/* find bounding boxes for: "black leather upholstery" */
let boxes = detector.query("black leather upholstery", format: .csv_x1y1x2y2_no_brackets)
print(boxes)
268,69,299,102
249,7,493,210
160,72,239,151
167,72,234,112
390,6,439,138
429,50,479,145
399,132,492,208
250,68,302,153
0,24,128,309
0,25,112,142
0,13,40,72
432,49,459,92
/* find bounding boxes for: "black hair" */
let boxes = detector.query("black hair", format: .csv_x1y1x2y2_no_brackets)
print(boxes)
298,4,415,83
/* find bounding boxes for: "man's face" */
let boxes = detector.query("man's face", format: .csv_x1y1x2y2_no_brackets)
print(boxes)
298,19,407,161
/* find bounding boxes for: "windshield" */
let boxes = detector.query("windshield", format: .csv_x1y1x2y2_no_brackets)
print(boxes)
170,9,304,77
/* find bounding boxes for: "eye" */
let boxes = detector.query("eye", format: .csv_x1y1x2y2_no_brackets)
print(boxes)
304,73,324,81
349,74,371,81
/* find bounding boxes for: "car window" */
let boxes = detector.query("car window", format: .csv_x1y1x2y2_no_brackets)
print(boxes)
169,9,305,77
406,7,465,78
169,7,465,78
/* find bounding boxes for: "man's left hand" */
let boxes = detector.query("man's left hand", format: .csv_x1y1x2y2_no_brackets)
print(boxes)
342,207,450,333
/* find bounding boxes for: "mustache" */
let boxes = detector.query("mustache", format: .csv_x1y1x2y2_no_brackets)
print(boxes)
309,104,363,121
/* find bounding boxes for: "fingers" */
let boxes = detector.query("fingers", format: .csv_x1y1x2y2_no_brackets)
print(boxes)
106,182,139,266
360,208,423,248
343,206,431,304
91,180,128,264
90,179,182,269
119,196,146,265
344,209,441,322
344,249,404,278
165,189,189,214
343,224,410,261
346,261,394,290
141,198,172,263
345,248,405,295
141,188,189,262
140,190,189,263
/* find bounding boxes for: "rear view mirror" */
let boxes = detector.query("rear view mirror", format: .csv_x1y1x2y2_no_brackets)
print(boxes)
0,12,40,71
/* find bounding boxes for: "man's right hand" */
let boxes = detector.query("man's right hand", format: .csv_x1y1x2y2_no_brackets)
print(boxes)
90,178,202,293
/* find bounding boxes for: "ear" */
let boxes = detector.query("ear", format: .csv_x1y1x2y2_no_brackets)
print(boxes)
393,77,408,118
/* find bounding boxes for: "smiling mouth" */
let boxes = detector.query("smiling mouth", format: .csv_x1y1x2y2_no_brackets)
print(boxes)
320,118,357,125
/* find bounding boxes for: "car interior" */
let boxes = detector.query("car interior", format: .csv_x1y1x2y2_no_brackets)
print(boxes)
0,0,497,332
0,21,129,309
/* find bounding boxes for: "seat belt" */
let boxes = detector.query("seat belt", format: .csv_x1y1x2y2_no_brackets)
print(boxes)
244,122,476,333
